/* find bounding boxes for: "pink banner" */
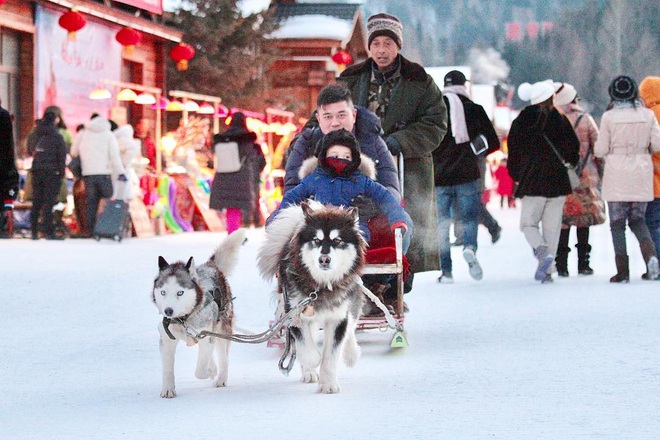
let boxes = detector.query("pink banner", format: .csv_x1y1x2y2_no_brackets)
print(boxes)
114,0,163,15
35,6,122,133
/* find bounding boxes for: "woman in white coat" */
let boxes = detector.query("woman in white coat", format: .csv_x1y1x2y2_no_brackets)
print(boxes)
595,76,660,282
113,124,140,201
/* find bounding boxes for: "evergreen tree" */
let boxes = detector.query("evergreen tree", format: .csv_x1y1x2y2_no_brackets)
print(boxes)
167,0,279,110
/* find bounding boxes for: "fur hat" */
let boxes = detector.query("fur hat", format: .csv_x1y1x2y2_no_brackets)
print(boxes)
367,13,403,49
317,129,362,176
444,70,468,86
608,75,638,102
518,81,555,105
639,76,660,121
553,82,577,106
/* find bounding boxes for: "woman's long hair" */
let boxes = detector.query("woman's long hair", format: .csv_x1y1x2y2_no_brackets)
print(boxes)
44,105,68,130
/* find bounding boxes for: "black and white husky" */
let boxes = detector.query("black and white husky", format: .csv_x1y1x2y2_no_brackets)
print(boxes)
152,229,245,398
258,201,367,393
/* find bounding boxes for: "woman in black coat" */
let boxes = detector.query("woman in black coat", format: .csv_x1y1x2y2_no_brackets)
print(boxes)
508,81,579,282
26,110,67,240
209,112,262,233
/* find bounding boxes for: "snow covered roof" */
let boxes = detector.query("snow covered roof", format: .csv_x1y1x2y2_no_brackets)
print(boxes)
269,14,354,40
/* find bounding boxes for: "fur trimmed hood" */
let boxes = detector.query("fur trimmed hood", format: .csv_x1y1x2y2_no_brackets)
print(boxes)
340,55,429,83
299,154,377,181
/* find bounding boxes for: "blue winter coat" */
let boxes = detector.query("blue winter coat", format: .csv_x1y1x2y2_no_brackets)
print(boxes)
273,157,412,241
284,106,400,201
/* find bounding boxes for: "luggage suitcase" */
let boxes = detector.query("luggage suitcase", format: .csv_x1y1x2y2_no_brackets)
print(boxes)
93,182,131,242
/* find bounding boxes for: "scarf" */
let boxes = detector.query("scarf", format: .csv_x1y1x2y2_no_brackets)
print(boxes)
443,85,470,144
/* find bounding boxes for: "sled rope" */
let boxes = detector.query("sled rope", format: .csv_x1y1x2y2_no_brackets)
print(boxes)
355,276,404,332
190,294,317,345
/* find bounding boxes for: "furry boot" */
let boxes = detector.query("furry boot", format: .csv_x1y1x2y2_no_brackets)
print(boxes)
610,254,629,283
639,239,660,280
576,243,594,275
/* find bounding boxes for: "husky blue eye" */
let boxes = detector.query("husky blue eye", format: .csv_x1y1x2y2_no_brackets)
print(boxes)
177,290,184,296
160,290,165,296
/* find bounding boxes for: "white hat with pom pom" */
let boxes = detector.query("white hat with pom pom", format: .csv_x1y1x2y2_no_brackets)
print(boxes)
518,81,555,105
553,82,577,106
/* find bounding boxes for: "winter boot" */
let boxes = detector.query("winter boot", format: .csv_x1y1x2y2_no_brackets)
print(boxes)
534,245,554,281
609,254,630,283
639,239,660,280
576,243,594,275
437,271,454,284
555,244,570,277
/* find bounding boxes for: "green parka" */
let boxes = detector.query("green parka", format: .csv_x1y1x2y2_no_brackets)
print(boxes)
338,55,447,273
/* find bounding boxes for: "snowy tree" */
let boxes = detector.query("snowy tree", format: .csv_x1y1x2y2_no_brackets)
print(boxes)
166,0,279,110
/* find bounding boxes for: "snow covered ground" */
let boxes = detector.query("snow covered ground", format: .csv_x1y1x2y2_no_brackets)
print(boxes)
2,205,659,439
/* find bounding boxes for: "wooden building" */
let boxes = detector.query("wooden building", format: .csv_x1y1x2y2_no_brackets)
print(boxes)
264,0,368,119
0,0,182,155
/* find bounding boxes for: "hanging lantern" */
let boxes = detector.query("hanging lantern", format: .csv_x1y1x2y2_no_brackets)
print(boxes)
169,42,195,71
115,27,142,55
0,0,7,6
331,50,352,66
58,8,87,42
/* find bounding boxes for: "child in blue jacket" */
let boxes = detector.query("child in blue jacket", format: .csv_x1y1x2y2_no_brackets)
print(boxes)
270,129,413,252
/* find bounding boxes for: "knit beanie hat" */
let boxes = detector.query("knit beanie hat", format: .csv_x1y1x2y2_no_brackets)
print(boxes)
553,82,577,106
518,81,555,105
639,76,660,121
608,75,638,102
367,13,403,49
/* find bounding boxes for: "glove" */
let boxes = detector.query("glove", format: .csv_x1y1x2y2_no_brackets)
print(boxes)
118,174,128,182
350,195,380,220
385,136,402,156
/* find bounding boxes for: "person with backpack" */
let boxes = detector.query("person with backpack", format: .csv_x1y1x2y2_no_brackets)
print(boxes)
209,112,264,234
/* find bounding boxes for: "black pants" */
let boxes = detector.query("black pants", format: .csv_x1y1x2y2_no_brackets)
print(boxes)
31,170,62,237
84,175,114,233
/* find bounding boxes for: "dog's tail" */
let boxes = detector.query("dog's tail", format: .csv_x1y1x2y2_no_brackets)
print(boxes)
212,228,246,276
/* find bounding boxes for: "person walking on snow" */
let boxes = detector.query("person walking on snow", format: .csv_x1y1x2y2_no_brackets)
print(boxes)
595,76,660,282
508,81,580,283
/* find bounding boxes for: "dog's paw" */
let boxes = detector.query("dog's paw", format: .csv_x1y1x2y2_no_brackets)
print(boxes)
301,370,319,383
213,377,227,388
160,388,177,398
317,382,341,394
343,343,361,367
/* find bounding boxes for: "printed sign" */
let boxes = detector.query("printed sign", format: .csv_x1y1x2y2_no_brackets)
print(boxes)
187,184,225,232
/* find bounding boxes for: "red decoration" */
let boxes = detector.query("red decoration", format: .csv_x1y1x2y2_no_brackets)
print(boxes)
332,50,352,66
169,42,195,71
0,0,7,6
58,8,87,42
116,27,142,55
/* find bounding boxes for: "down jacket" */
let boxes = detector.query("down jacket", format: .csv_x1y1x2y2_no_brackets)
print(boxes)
284,106,400,200
273,155,412,242
71,117,125,177
508,105,580,198
594,106,660,202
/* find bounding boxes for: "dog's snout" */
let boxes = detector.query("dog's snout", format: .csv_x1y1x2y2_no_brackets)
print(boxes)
164,307,174,317
319,254,331,266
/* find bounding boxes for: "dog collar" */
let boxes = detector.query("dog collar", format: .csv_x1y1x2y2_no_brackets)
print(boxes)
162,316,187,340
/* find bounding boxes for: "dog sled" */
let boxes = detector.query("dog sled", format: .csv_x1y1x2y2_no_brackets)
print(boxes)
267,154,409,349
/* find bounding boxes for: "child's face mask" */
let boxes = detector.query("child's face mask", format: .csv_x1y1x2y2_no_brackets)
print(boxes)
325,157,352,175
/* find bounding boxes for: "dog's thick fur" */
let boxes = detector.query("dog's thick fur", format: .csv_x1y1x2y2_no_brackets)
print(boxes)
152,229,245,398
258,201,367,393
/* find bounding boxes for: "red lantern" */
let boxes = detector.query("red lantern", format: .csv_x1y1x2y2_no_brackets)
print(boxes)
116,27,142,55
0,0,7,6
58,8,87,42
169,42,195,71
332,50,352,66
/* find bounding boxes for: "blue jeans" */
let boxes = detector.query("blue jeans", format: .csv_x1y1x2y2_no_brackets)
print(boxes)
436,180,480,272
646,198,660,258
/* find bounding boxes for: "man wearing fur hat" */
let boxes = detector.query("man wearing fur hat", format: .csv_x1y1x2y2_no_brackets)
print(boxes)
338,12,447,281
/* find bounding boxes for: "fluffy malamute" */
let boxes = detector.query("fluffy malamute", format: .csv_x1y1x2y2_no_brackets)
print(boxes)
258,201,366,393
152,229,245,398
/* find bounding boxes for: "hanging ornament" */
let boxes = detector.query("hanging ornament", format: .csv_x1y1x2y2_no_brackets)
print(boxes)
116,27,142,55
0,0,8,6
58,8,87,43
331,50,353,67
169,42,195,71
